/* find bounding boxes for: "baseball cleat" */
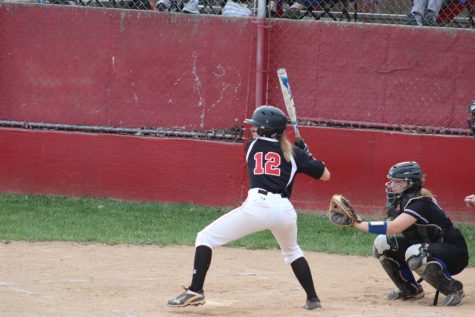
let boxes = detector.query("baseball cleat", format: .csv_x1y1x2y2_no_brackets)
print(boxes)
167,288,205,307
387,286,424,300
303,298,321,310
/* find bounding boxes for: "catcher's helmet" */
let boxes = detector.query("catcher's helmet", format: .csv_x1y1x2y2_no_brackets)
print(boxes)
244,105,287,138
468,101,475,137
387,161,423,194
385,161,423,215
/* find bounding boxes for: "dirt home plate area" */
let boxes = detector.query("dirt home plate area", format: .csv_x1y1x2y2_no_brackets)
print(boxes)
0,242,473,317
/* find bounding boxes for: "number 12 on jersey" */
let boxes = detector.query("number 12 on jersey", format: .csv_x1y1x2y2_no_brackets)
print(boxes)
253,152,281,176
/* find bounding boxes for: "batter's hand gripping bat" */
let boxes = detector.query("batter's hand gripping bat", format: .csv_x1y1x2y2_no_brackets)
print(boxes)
277,68,301,141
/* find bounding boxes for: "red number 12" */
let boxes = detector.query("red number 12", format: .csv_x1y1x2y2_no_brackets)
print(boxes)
253,152,281,176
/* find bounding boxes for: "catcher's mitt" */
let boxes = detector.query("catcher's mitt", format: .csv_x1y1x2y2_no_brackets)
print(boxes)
328,194,362,227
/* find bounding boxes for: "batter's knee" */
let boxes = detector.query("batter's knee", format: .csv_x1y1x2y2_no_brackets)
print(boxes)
195,230,215,249
282,246,304,265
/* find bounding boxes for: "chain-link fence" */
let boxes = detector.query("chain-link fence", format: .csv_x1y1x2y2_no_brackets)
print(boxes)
4,0,474,28
265,17,474,135
0,3,257,142
1,2,473,138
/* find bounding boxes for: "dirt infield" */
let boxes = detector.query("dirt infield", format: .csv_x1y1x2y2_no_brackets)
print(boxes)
0,242,473,317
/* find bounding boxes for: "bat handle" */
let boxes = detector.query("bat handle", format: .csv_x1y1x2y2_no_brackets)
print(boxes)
293,125,301,141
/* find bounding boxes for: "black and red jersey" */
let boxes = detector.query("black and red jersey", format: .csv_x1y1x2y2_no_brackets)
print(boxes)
245,137,326,198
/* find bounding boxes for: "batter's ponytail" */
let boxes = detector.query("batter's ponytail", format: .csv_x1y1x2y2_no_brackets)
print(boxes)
421,188,434,198
279,133,292,162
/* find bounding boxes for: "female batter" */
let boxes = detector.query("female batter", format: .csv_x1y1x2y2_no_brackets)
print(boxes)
167,105,330,310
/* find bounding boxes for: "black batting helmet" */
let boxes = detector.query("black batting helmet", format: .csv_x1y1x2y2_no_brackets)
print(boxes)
244,105,287,138
387,161,423,193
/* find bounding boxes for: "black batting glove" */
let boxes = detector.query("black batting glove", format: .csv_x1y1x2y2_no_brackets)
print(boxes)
295,138,308,151
295,138,312,157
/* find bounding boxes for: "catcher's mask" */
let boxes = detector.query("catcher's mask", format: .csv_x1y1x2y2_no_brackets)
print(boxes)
244,105,287,138
468,101,475,137
385,161,423,199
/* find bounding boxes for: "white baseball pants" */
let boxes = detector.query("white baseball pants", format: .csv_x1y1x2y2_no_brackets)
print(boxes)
195,188,304,264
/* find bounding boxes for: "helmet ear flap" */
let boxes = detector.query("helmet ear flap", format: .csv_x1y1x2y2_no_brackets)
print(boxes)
256,126,266,137
257,126,282,138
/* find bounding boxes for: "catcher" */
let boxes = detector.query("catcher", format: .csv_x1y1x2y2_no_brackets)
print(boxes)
329,161,469,306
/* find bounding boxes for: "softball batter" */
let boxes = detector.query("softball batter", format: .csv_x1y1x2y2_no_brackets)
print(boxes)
167,105,330,310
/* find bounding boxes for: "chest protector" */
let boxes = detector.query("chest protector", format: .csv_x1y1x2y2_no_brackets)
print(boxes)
401,196,444,244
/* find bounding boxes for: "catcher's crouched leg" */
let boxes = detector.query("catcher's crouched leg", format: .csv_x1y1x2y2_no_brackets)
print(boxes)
373,235,423,300
405,244,464,306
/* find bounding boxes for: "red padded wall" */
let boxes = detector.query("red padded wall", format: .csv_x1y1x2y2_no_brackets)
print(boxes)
1,5,474,221
1,127,474,221
288,127,475,221
0,128,246,206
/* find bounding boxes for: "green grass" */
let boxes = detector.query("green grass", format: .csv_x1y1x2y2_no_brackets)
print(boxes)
0,193,473,266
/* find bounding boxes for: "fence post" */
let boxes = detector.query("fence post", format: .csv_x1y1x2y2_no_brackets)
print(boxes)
255,0,267,107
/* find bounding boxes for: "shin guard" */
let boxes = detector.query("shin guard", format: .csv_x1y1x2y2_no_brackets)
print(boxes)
379,256,421,297
418,259,463,297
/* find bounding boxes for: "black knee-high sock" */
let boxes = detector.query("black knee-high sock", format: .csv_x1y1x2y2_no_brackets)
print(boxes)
291,257,318,300
189,245,212,293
